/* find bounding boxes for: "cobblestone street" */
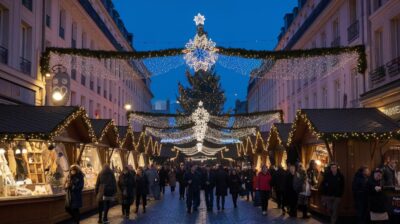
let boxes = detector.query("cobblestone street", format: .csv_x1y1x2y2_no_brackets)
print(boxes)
82,186,324,224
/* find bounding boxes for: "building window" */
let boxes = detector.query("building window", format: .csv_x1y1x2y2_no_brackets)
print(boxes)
22,0,32,11
89,100,93,117
373,0,384,12
70,91,76,106
80,95,86,108
348,0,359,42
45,0,51,27
374,30,384,67
349,0,357,23
20,23,32,75
322,87,328,108
332,18,340,47
71,22,77,48
391,17,400,59
59,9,65,39
81,74,86,86
351,69,359,103
89,75,94,91
0,6,9,64
321,32,327,48
82,32,87,48
71,56,76,80
97,78,101,95
334,80,341,108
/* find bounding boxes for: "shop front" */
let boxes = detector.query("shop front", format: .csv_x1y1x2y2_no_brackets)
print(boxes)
287,108,400,216
0,105,97,224
266,123,292,169
118,126,137,169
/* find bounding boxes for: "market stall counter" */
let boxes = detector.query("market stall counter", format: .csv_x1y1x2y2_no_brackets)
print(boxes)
287,108,400,217
0,105,98,224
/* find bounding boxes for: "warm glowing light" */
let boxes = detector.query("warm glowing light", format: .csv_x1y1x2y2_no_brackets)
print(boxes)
52,91,63,101
0,148,5,154
315,160,322,166
45,72,51,78
124,104,132,111
22,148,27,154
15,149,21,154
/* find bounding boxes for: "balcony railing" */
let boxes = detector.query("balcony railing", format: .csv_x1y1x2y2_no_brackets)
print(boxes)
347,20,359,43
59,27,65,39
331,36,341,47
386,56,400,78
20,57,31,75
370,66,386,88
22,0,33,11
0,46,8,64
46,15,51,27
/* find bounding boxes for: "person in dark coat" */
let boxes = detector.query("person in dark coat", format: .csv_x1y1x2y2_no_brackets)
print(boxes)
367,168,389,223
285,164,298,217
307,160,319,189
64,164,84,224
95,164,117,224
176,163,186,200
215,165,229,211
273,165,287,214
118,166,136,219
352,166,370,224
243,168,254,201
202,164,216,211
321,162,345,224
184,165,202,213
168,168,177,193
135,167,149,214
382,159,397,187
229,169,242,208
158,165,168,195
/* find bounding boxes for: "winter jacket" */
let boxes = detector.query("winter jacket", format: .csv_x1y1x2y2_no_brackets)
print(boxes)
65,172,84,209
95,168,117,198
184,170,202,192
256,171,272,191
176,168,186,184
352,169,369,209
243,170,254,190
367,178,387,213
321,171,345,197
215,169,229,196
202,170,216,191
229,174,242,194
158,168,168,186
118,171,135,205
273,167,287,191
168,171,177,187
135,173,149,195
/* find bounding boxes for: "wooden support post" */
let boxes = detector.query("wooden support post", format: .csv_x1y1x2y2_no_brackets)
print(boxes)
324,140,334,162
108,148,115,162
76,144,86,165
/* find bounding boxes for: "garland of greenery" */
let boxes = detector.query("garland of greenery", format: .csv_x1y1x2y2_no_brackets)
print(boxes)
40,45,367,75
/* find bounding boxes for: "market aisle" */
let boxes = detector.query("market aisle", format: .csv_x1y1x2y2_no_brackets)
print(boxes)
81,186,324,224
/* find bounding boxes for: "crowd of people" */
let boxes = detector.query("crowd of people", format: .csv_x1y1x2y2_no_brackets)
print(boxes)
62,158,399,224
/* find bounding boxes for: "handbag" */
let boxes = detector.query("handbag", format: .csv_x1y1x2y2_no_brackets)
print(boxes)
96,184,105,202
370,212,389,221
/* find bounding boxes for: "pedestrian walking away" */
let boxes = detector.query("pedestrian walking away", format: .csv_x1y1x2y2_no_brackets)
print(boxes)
215,165,229,211
202,164,216,211
229,169,242,208
95,164,117,224
135,167,149,214
118,166,136,220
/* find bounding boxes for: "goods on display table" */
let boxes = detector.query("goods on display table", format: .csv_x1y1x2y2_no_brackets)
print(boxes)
0,141,69,198
81,147,102,189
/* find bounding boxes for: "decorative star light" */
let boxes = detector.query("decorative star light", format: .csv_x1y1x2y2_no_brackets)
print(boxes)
184,14,218,72
194,13,205,26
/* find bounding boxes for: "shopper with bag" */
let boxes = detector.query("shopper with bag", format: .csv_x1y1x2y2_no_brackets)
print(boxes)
64,164,84,224
95,164,117,224
118,166,135,220
368,168,389,223
256,165,272,216
229,169,242,208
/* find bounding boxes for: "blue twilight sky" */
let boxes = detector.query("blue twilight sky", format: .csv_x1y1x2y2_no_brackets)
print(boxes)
113,0,297,111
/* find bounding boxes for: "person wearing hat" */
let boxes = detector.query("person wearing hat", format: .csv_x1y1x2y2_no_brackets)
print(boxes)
64,164,84,224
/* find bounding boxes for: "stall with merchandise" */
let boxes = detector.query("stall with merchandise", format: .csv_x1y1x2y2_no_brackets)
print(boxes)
0,105,97,223
287,108,400,216
118,126,137,169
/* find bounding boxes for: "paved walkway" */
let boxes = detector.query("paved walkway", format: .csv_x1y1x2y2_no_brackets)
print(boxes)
82,187,324,224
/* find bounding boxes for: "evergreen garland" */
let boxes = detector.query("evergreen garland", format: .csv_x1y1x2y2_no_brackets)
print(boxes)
40,45,367,75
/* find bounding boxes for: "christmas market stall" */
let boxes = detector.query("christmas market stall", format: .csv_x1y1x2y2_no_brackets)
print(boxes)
0,105,97,224
118,126,138,169
287,108,400,216
88,119,121,179
236,132,269,170
266,123,292,169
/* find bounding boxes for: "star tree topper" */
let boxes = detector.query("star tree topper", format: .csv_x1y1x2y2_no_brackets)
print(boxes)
184,13,218,72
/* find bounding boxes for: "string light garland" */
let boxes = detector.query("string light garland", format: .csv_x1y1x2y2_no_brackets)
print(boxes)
174,145,226,156
40,46,367,78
